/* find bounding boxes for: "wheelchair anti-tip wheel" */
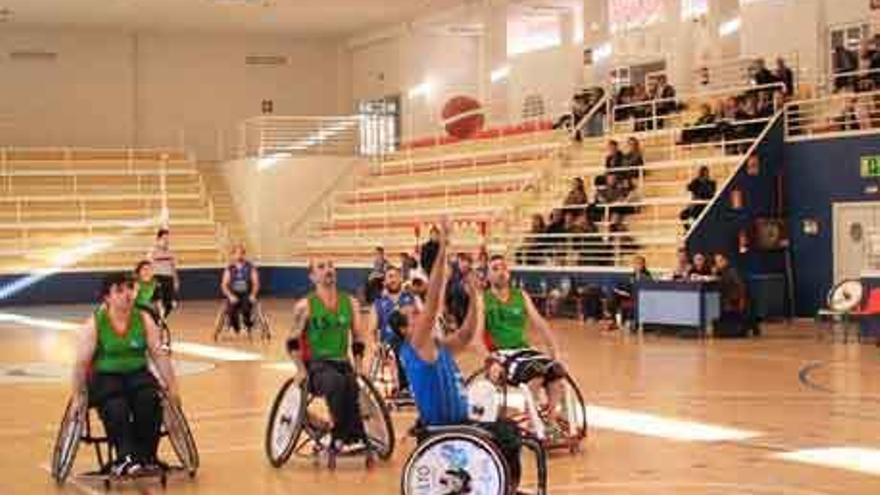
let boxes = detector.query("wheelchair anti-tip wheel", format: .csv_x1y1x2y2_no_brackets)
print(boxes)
50,393,87,485
265,377,308,467
401,430,509,495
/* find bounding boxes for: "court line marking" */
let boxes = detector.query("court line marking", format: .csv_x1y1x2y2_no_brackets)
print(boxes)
774,447,880,476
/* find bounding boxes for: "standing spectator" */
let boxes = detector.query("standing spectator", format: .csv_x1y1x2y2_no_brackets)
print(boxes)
833,45,859,90
366,247,388,303
621,137,645,182
148,228,179,318
713,252,753,337
399,252,417,281
752,58,776,87
420,226,441,276
774,58,794,96
518,214,547,265
653,75,677,128
680,166,717,230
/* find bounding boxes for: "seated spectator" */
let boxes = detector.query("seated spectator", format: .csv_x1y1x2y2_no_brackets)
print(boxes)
671,247,693,280
688,252,713,279
774,58,794,96
564,177,588,209
631,83,651,131
680,166,717,231
605,255,654,332
545,209,567,263
736,95,764,140
518,214,547,265
751,58,776,87
621,137,645,182
681,103,718,144
757,91,775,118
567,212,599,265
605,139,624,174
597,172,632,205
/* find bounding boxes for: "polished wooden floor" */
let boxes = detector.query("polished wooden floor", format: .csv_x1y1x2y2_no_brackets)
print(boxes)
1,299,879,494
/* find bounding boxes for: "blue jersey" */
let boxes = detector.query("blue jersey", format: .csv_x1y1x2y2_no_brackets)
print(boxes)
228,261,253,295
399,341,469,426
374,291,417,343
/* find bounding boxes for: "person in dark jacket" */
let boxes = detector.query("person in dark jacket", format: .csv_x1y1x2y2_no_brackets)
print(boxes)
680,166,717,231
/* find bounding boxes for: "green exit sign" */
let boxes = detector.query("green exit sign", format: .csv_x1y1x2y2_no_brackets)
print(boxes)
862,156,880,177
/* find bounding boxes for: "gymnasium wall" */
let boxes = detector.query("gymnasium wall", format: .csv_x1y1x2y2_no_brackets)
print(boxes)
785,134,880,316
219,155,363,261
0,27,347,160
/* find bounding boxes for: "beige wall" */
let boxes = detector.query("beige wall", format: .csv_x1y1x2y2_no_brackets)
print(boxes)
0,27,347,159
220,155,362,262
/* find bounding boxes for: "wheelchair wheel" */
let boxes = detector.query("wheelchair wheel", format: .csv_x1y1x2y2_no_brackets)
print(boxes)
357,375,394,460
50,394,87,485
255,305,272,341
160,390,199,477
401,430,509,495
556,373,588,443
367,345,396,400
213,304,228,342
265,377,308,467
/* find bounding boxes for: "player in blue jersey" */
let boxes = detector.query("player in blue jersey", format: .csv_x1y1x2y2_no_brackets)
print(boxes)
369,265,421,398
391,218,524,493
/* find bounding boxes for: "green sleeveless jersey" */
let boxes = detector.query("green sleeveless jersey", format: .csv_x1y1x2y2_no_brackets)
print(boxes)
483,288,529,350
93,307,148,373
305,292,353,361
135,280,156,308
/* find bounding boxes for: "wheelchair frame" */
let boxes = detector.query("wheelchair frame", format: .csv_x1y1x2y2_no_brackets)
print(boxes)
50,387,199,490
213,299,271,342
401,423,547,495
264,365,395,470
465,357,588,453
367,342,415,410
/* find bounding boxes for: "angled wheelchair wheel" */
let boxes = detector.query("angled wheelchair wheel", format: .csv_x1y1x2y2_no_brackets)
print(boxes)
50,394,87,485
256,304,272,341
160,390,199,477
265,377,308,467
401,430,509,495
357,375,395,460
213,304,228,342
556,373,588,443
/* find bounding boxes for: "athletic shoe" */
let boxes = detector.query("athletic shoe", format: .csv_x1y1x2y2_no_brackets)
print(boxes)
110,455,142,477
336,439,368,455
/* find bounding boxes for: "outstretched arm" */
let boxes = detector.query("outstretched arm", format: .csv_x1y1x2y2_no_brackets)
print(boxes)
220,268,235,301
287,298,310,357
523,290,559,359
411,220,450,361
440,273,483,354
250,267,260,301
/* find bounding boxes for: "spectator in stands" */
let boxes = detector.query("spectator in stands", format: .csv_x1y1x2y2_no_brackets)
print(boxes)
545,209,568,264
399,252,417,281
681,103,718,144
567,213,599,266
446,252,472,328
632,83,651,131
865,35,880,88
672,247,693,280
608,211,637,261
680,166,716,231
519,214,548,265
774,58,795,96
736,94,764,140
365,246,388,303
621,137,644,182
597,172,631,205
148,228,179,318
752,58,775,87
833,45,859,91
757,91,775,118
688,252,713,279
653,75,677,128
564,177,588,209
420,226,441,276
604,139,624,178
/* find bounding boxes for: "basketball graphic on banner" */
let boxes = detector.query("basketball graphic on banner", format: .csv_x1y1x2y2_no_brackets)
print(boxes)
441,95,485,139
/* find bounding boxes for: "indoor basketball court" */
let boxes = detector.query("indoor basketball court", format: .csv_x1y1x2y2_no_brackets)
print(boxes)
1,0,880,494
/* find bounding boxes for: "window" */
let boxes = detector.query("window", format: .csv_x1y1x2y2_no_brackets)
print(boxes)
358,96,400,156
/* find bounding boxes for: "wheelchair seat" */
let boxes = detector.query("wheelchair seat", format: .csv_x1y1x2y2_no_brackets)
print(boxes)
264,364,394,470
50,387,199,490
213,299,271,342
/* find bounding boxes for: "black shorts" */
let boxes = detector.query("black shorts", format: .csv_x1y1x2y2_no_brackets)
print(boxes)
493,349,565,386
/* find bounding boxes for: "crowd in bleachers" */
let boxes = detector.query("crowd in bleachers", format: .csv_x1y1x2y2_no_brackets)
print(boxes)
832,34,880,93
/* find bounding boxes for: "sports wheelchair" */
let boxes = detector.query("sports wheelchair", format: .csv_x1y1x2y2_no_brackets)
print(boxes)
367,341,415,410
465,354,588,453
50,387,198,490
213,299,271,342
264,356,395,470
401,423,547,495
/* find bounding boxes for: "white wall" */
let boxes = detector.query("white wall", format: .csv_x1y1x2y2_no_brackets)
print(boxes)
0,27,347,159
221,155,362,261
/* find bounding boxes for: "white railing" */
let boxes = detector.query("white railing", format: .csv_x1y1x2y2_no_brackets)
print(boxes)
785,89,880,141
607,82,786,135
686,53,800,94
238,115,362,158
827,67,880,92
